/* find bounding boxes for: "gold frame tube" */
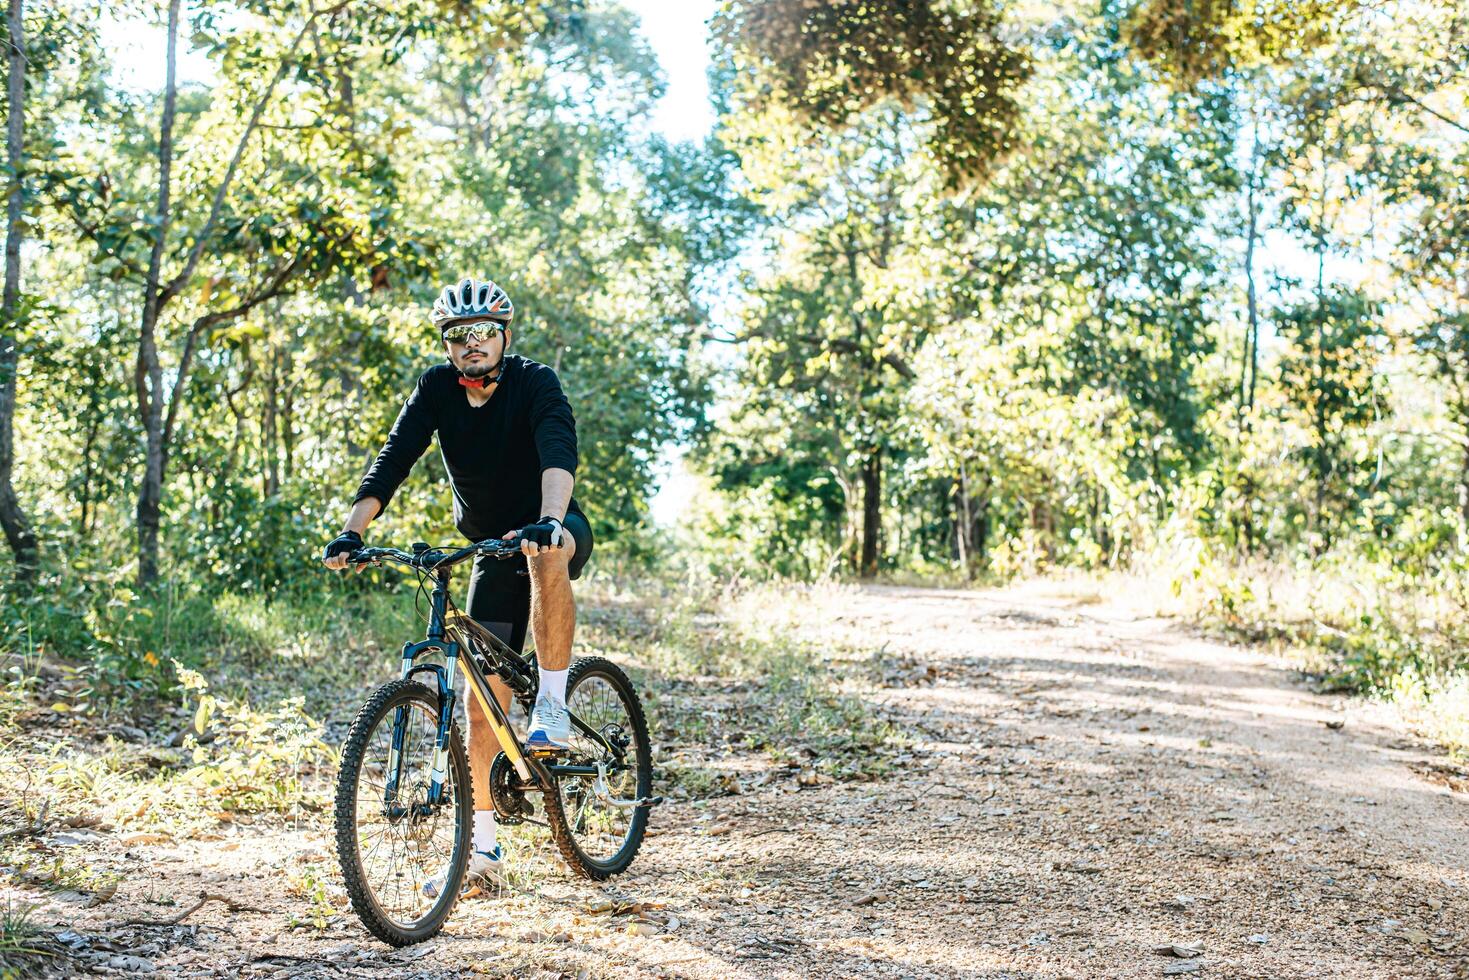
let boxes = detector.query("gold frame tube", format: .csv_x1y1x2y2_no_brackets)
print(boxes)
453,629,533,782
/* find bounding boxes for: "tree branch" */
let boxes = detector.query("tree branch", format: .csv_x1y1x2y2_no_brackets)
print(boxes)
1385,86,1469,135
1353,67,1469,135
156,0,351,308
882,352,916,379
59,209,148,281
162,252,306,451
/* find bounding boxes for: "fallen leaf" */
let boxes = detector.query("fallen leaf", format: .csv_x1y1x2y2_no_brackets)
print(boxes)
106,954,156,973
1153,943,1202,958
626,922,660,937
121,832,172,846
1163,961,1203,975
853,892,889,907
392,944,436,961
55,930,89,951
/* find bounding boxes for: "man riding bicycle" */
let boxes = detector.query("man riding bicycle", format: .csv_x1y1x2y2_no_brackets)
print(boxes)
322,276,593,893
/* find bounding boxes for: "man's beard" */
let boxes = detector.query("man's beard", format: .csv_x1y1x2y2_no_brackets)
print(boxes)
459,356,497,379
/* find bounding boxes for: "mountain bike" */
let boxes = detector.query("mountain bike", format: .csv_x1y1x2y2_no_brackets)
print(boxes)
328,537,659,946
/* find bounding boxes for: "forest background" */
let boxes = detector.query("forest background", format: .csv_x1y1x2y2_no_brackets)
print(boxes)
0,0,1466,761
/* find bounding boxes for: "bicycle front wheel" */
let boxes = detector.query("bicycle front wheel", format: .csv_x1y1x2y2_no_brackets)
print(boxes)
543,656,653,879
334,678,472,946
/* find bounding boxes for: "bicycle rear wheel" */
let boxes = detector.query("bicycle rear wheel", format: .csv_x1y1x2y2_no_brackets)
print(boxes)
542,656,653,879
334,678,472,946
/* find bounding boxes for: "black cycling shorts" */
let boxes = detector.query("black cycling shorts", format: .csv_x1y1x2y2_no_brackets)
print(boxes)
464,511,593,654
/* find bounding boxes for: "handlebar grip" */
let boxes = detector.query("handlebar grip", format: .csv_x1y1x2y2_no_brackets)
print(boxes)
478,536,523,555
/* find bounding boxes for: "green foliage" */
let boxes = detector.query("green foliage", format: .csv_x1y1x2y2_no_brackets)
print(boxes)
0,901,45,963
0,0,1465,750
285,862,342,931
714,0,1031,187
1274,286,1385,537
702,7,1236,577
1126,0,1346,84
172,661,334,815
4,0,733,616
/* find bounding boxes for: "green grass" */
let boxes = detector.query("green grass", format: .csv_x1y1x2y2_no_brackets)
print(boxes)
0,900,50,973
0,566,903,907
574,574,901,796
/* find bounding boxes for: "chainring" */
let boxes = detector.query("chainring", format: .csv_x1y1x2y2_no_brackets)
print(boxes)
489,751,533,824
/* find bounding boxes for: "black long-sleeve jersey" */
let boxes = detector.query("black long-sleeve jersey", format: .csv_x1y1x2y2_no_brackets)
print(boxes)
353,356,583,542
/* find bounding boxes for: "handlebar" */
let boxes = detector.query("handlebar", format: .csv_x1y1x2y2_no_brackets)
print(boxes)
336,536,525,573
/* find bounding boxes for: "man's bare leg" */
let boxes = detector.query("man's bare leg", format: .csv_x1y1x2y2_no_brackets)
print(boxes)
529,541,576,671
525,539,576,746
425,670,511,894
466,676,513,811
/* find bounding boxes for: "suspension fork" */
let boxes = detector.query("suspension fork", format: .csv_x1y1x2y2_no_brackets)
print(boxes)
425,646,460,806
384,641,417,805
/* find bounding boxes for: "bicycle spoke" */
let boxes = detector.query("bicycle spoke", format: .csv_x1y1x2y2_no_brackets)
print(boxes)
346,690,464,930
556,672,644,864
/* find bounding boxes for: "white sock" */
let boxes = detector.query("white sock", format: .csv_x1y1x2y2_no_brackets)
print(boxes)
538,667,568,705
473,809,497,854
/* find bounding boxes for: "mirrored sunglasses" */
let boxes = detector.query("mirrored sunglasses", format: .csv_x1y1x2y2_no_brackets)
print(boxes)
442,321,505,344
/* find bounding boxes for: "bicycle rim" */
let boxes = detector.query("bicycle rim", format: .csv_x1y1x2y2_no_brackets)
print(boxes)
338,681,469,942
553,660,651,874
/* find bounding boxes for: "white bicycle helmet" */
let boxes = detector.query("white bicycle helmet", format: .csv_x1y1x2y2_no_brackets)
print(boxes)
431,276,514,331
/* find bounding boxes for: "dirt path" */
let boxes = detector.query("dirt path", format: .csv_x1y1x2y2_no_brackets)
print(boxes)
16,581,1469,978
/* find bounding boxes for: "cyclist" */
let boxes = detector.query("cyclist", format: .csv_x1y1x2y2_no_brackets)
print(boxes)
322,276,593,893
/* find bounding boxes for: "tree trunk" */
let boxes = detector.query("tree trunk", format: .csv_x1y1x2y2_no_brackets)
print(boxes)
135,0,182,588
131,3,317,585
974,494,990,562
264,343,279,497
1457,395,1469,530
1311,160,1329,543
281,339,295,481
1240,113,1261,429
1460,439,1469,530
859,447,880,578
955,461,988,577
79,395,100,534
954,471,969,567
0,0,38,584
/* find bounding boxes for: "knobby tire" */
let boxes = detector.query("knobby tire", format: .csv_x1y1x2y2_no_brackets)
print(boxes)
334,679,472,946
541,656,653,879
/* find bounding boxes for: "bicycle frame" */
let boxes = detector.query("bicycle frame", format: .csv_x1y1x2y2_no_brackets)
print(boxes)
381,558,626,811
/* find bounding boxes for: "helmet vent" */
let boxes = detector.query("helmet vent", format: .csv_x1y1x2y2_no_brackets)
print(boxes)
432,276,515,330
